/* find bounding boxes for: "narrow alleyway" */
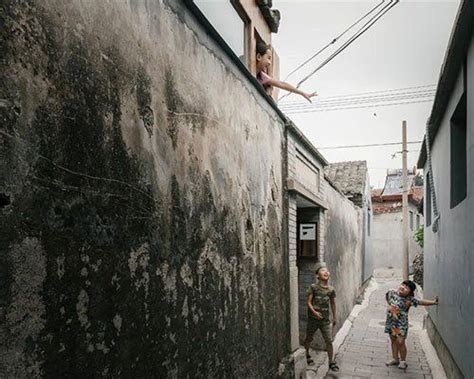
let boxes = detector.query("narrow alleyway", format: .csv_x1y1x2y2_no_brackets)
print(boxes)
308,272,442,379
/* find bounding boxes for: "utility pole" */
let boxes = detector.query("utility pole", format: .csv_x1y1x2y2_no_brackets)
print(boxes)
402,121,409,280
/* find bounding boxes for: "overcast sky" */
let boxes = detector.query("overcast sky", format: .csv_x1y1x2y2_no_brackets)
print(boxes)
272,0,460,188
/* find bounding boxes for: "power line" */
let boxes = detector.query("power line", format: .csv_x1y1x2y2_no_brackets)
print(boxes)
279,0,399,102
282,95,435,113
317,141,422,150
296,1,399,88
283,99,433,114
282,0,385,82
280,90,435,111
280,84,436,106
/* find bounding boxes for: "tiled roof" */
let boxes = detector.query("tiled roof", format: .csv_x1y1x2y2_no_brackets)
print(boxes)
371,183,424,214
325,161,368,196
371,188,383,198
373,201,402,214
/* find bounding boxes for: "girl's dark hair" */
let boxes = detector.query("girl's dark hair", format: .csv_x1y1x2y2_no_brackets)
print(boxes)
256,41,271,56
402,280,416,296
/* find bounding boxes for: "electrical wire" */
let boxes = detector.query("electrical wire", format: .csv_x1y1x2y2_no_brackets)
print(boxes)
296,1,399,88
280,84,436,106
281,95,435,113
280,90,435,111
284,99,433,114
282,0,385,82
317,141,423,150
279,0,399,102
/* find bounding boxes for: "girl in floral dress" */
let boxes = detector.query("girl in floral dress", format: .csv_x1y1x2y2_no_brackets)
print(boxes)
384,280,438,369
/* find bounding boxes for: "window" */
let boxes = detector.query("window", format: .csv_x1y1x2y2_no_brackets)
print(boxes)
409,211,414,231
298,222,319,258
426,172,432,226
195,1,248,63
450,93,467,208
416,214,420,229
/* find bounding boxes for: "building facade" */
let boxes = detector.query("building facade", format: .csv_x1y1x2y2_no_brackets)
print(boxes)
0,1,370,377
0,1,294,377
325,160,373,283
417,1,474,378
371,170,424,273
287,150,368,355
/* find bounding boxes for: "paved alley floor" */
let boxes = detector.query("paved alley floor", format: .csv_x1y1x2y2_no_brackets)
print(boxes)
308,274,439,379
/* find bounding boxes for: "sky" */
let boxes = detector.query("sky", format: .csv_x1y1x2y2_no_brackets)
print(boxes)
272,0,460,188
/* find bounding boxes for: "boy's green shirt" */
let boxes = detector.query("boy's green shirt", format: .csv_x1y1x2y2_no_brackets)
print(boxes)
306,283,336,321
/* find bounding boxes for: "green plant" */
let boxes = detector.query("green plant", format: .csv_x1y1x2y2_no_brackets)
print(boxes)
414,172,424,186
414,226,424,248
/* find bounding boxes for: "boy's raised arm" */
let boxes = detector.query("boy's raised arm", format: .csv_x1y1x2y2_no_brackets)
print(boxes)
419,296,439,306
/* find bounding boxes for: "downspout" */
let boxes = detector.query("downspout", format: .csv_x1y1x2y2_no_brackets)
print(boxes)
425,121,440,232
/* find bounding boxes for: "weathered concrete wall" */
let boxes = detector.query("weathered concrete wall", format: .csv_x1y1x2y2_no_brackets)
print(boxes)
372,204,422,272
298,181,363,347
423,33,474,379
0,1,291,377
323,182,363,329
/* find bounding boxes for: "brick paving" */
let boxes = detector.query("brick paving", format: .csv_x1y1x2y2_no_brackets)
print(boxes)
318,277,433,379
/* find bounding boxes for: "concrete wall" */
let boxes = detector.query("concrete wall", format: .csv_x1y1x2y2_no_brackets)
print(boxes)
0,1,292,377
287,131,327,363
422,34,474,379
323,182,363,329
372,204,422,271
298,181,363,348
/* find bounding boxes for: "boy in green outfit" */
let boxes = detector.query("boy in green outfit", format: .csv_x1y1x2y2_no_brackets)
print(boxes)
304,263,339,372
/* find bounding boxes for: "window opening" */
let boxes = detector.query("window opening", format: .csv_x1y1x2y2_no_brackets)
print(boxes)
297,222,319,258
195,0,247,63
450,93,467,208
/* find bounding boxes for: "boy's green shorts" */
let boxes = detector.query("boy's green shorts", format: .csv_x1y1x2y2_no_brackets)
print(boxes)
304,318,333,344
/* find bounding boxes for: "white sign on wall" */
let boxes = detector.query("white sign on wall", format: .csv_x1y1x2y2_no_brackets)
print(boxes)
300,224,316,240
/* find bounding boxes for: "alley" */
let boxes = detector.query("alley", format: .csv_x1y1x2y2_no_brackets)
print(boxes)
308,272,442,379
1,0,471,377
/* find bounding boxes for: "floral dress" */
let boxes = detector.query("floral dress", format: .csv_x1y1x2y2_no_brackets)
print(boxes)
384,290,419,337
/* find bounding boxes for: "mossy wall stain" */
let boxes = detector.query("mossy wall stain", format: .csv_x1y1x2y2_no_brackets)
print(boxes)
0,1,289,377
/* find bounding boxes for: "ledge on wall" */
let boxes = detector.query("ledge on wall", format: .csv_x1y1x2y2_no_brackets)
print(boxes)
287,178,328,210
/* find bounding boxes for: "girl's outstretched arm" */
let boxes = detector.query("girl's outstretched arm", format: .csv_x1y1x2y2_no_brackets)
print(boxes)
419,296,439,306
267,78,317,103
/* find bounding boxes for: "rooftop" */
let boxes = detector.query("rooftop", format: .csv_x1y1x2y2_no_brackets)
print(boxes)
325,161,368,197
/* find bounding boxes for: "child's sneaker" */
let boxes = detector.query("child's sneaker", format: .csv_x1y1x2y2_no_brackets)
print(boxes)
385,358,399,366
329,361,339,371
398,361,407,370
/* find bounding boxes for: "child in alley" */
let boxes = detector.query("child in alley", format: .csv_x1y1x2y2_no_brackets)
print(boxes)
304,263,339,372
384,280,438,370
255,41,317,102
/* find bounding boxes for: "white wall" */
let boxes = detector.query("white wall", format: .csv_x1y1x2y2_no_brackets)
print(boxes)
372,204,422,270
